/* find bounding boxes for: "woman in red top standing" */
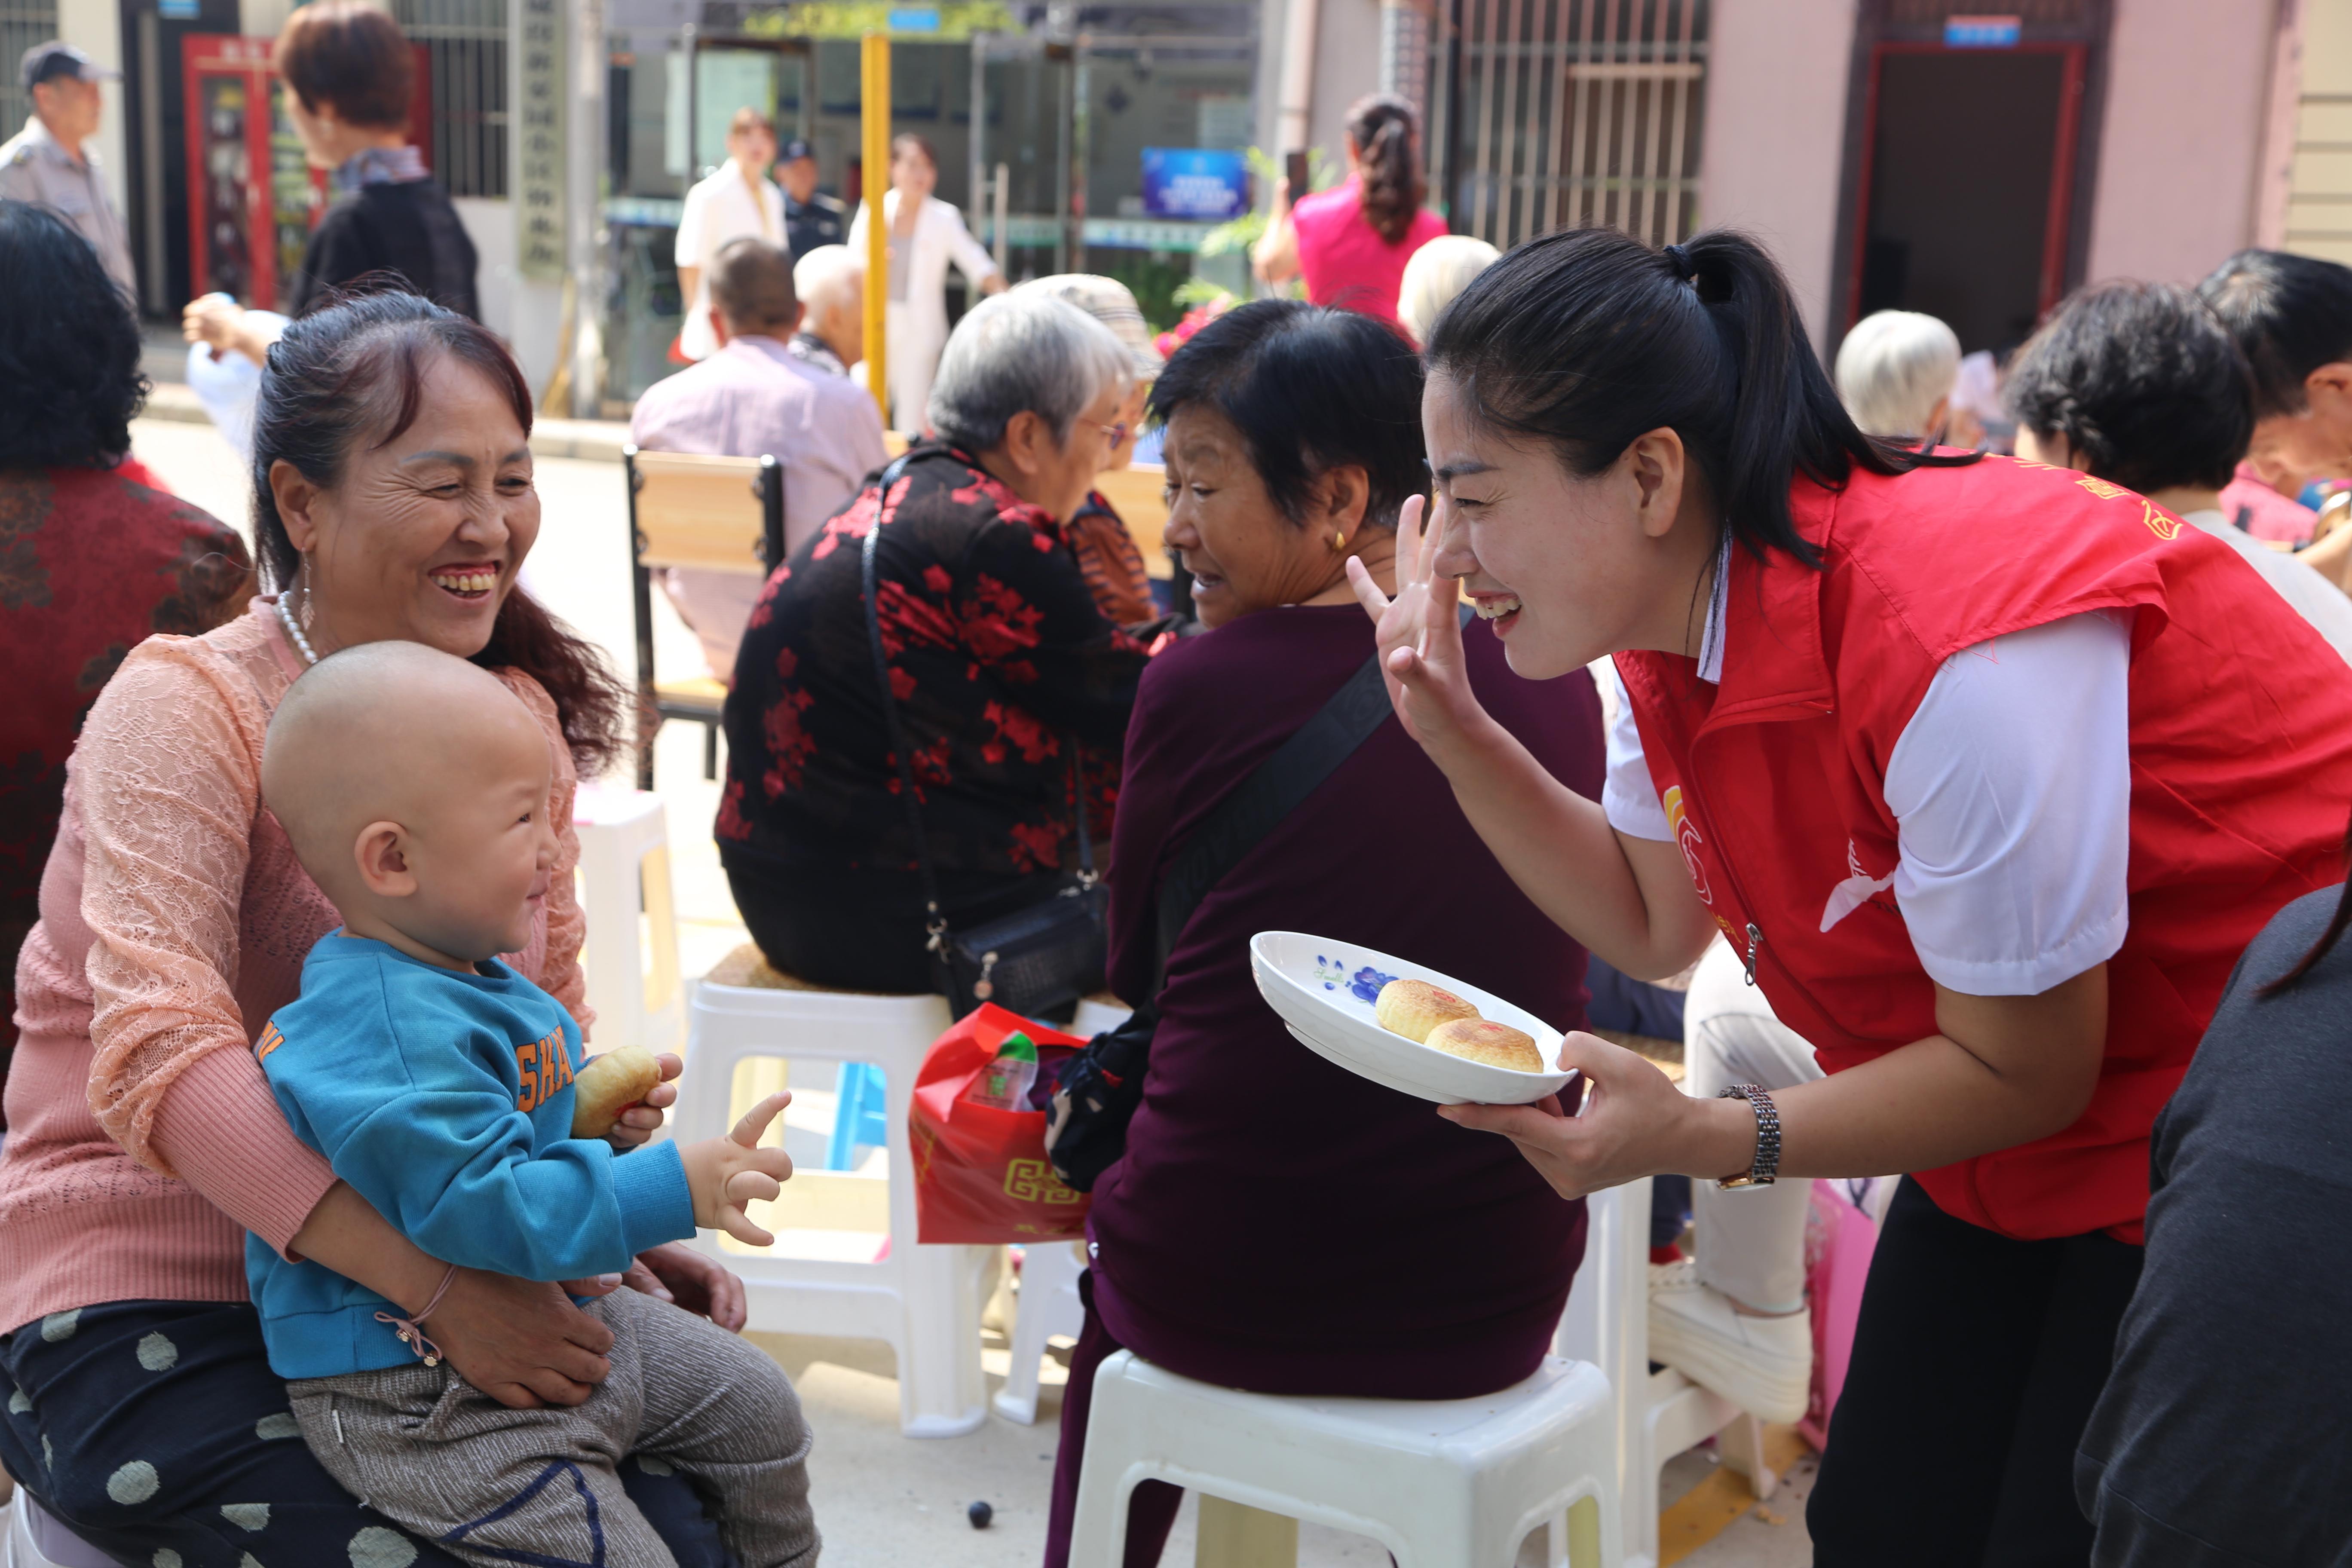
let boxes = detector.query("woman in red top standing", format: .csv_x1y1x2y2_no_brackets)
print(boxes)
1253,94,1447,335
1351,225,2352,1564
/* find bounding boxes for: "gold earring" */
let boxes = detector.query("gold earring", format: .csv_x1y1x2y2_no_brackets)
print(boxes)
1331,529,1347,554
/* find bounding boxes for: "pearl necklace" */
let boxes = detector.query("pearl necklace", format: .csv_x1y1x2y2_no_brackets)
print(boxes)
275,591,320,667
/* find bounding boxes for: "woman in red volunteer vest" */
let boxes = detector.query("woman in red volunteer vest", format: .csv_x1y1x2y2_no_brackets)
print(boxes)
1349,226,2352,1565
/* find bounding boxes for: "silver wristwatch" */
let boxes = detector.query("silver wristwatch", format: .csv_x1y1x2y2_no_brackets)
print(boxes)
1715,1083,1781,1189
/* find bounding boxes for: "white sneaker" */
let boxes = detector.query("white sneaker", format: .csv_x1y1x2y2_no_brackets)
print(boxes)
1647,1259,1813,1424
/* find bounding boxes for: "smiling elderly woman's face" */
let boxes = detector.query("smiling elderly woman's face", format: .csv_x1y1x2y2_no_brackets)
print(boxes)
270,349,541,660
1161,404,1369,629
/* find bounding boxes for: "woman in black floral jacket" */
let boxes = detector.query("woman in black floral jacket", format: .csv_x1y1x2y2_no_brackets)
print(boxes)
720,291,1163,991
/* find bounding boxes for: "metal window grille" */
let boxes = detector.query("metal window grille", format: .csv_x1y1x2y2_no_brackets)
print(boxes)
394,0,507,197
1447,0,1706,251
0,0,58,148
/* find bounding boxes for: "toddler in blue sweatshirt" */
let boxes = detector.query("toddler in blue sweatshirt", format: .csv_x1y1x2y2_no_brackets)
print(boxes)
254,641,816,1568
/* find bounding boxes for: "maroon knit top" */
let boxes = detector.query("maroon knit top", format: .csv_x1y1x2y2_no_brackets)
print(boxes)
1087,604,1605,1396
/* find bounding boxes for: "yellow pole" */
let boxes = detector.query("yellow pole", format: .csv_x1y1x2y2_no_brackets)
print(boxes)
861,31,891,429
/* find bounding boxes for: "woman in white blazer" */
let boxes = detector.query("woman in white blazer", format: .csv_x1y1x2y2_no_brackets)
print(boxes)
848,133,1003,431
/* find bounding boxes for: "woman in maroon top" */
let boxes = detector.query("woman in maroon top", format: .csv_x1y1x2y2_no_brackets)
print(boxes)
0,204,251,1112
1043,301,1606,1567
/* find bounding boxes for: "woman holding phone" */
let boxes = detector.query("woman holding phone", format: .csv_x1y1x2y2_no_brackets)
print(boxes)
1351,225,2352,1565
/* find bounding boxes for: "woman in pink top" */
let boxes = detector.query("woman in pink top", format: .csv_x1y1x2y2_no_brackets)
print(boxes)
1254,93,1449,336
0,292,749,1566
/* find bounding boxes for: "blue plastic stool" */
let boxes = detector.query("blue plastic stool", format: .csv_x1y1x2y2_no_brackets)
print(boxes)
826,1061,891,1170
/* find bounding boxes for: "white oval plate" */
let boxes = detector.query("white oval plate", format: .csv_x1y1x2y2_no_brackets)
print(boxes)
1249,930,1574,1106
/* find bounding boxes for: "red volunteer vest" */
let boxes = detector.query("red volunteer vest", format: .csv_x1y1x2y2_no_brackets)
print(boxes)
1616,457,2352,1243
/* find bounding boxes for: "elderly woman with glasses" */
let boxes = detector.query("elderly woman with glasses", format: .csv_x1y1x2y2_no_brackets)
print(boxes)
720,291,1163,992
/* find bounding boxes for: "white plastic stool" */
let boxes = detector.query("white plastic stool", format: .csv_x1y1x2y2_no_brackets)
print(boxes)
1069,995,1133,1038
572,783,683,1054
994,1237,1086,1424
1068,1351,1619,1568
680,955,989,1436
2,1495,114,1568
1555,1180,1779,1568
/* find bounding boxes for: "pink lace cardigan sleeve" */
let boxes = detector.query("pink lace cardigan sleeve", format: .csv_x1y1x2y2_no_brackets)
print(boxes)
77,637,337,1241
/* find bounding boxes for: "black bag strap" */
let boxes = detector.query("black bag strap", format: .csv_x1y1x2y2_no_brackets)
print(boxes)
1137,606,1470,989
861,452,1095,957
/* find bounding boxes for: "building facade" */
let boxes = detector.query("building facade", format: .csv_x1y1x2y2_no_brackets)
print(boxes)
22,0,2348,402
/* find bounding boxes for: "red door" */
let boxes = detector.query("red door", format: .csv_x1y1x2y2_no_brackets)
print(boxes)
181,36,435,310
1845,40,2085,351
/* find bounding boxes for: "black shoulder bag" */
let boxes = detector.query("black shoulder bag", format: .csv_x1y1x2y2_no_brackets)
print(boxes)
861,455,1108,1021
1044,643,1411,1190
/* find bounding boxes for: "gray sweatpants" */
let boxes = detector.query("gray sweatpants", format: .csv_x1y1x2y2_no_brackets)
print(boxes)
290,1286,818,1568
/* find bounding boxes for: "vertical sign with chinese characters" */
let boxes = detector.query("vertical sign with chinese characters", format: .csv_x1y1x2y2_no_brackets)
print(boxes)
516,0,566,281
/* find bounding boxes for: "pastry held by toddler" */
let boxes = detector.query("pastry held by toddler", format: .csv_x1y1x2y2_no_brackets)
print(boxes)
253,641,817,1568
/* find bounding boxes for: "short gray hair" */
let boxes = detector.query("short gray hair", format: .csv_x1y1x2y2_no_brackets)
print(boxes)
1398,234,1501,344
927,291,1132,451
1835,309,1962,439
793,244,861,320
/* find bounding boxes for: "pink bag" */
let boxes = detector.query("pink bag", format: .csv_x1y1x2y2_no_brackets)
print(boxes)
1798,1177,1885,1450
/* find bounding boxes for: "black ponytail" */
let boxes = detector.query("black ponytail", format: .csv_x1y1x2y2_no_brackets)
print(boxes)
1346,93,1424,248
1425,226,1972,569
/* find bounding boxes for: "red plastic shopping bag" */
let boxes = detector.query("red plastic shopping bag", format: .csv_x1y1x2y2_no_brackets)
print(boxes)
909,1003,1091,1244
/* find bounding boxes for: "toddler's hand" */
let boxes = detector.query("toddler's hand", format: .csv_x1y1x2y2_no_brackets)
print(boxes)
679,1091,794,1246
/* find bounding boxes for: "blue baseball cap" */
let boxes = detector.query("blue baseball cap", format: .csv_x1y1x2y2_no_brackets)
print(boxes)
21,41,119,93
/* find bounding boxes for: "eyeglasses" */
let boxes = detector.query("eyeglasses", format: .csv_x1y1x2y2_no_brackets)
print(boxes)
1085,420,1132,448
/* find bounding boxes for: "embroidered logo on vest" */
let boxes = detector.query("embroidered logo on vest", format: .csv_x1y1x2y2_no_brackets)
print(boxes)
2012,458,2183,540
1820,839,1897,933
1661,784,1713,903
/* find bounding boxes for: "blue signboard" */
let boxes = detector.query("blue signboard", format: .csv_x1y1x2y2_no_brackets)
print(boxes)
1944,14,2021,47
1141,148,1250,221
888,8,942,31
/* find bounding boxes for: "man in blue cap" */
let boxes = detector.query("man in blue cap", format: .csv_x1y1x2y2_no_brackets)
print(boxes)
1,41,133,296
776,136,845,259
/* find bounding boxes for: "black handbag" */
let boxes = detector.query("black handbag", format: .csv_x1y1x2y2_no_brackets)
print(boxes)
1044,643,1409,1190
860,455,1107,1021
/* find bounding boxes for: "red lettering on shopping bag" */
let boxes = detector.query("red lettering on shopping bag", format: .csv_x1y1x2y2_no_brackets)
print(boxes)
908,1003,1093,1245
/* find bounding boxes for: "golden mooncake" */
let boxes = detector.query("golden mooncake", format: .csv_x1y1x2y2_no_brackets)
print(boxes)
1424,1017,1545,1073
1375,978,1482,1042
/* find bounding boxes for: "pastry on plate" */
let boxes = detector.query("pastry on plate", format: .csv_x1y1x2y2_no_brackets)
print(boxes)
1424,1017,1546,1073
1375,978,1482,1043
572,1046,664,1138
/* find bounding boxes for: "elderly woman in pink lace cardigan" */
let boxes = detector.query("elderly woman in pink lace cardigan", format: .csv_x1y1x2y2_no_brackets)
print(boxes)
0,294,747,1567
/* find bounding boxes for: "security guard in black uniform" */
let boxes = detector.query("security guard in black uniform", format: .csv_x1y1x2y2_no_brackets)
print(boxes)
777,137,846,259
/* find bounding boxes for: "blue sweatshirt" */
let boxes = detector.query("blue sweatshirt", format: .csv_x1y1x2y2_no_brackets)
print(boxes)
246,933,694,1378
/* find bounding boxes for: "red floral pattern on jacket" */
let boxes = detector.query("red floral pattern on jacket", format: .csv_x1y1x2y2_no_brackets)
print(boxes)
720,442,1152,883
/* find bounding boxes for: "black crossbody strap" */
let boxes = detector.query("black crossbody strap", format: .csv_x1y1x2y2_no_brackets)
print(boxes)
1146,605,1472,983
861,454,949,947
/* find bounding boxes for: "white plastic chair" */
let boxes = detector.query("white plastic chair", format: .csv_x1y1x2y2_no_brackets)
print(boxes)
1555,1180,1781,1568
678,955,990,1436
1067,1350,1619,1568
994,1237,1086,1424
1069,995,1133,1038
571,783,683,1054
2,1495,113,1568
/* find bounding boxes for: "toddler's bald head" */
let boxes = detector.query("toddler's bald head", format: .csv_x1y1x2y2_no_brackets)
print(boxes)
263,641,548,903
